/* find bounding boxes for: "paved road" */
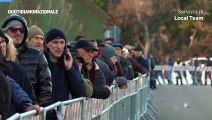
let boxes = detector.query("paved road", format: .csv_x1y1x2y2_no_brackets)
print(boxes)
154,85,212,120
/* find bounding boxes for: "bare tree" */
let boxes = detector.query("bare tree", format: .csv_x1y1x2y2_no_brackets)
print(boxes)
106,0,212,60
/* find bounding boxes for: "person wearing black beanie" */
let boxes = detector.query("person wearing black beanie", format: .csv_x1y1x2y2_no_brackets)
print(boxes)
45,28,67,44
44,28,86,120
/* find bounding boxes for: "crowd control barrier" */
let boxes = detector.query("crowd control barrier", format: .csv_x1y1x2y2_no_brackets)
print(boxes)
154,65,212,71
7,74,157,120
153,65,212,85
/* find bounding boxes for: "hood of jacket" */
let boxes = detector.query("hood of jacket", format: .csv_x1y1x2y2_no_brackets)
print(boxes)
1,14,28,49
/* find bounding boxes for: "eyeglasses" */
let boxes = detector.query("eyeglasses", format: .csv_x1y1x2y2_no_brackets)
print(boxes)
9,27,25,34
0,38,7,46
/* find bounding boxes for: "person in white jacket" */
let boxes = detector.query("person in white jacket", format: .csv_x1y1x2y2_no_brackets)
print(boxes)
174,57,183,85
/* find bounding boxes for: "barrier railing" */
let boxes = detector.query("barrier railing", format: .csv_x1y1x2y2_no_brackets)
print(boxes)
7,74,156,120
7,108,43,120
154,65,212,71
153,65,212,85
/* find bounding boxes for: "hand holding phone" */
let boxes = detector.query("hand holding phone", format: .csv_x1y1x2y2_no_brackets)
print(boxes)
63,49,73,70
63,45,71,60
64,49,70,60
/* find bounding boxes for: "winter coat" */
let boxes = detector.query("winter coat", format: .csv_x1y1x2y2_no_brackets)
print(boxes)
132,55,149,70
118,56,134,80
2,14,52,107
96,57,116,86
47,59,85,103
115,61,124,77
0,72,10,120
16,47,52,106
8,61,36,103
0,51,12,119
6,76,32,118
127,56,148,74
81,62,110,99
8,61,37,118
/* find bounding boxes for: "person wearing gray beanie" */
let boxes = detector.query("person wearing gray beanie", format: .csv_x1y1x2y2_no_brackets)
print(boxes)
95,44,118,86
115,77,128,89
1,14,28,48
1,14,52,107
100,43,124,77
28,25,44,51
99,44,116,60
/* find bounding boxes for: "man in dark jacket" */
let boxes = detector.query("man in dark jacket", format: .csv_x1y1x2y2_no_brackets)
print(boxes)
44,28,86,120
1,14,52,106
96,44,128,89
96,44,117,86
45,28,85,101
132,46,149,70
74,40,111,99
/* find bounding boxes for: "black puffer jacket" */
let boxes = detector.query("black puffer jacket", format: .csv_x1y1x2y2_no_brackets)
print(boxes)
18,46,52,107
2,14,52,106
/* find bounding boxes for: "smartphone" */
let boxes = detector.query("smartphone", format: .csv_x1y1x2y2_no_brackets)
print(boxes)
63,45,70,60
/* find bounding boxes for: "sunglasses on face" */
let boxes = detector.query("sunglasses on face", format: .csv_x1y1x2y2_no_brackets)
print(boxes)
9,27,25,34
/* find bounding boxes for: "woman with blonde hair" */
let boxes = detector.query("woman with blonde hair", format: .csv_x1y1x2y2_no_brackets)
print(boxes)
0,29,38,117
4,33,17,61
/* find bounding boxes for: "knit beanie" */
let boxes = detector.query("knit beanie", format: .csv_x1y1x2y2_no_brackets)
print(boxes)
99,44,116,59
115,77,128,88
2,20,23,30
28,25,44,41
45,28,67,43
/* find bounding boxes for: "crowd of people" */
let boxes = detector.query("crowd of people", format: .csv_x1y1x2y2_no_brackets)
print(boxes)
155,55,212,86
0,14,154,119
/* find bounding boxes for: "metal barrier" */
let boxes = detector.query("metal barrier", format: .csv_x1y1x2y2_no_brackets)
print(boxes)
7,108,43,120
154,65,212,71
153,65,212,85
7,74,156,120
